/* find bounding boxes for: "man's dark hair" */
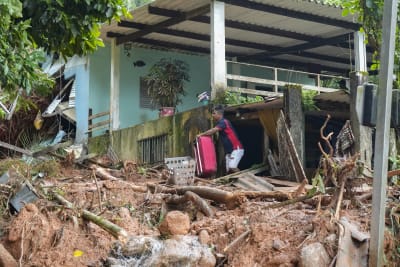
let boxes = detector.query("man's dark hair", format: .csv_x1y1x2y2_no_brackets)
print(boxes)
213,104,224,115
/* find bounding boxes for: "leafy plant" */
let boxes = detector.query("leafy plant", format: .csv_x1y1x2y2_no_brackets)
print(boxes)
0,0,130,115
212,90,264,105
144,58,190,108
302,90,319,111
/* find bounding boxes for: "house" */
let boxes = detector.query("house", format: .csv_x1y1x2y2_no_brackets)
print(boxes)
56,0,372,173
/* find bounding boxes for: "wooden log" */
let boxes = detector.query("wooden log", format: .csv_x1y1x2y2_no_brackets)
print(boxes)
89,164,119,181
148,184,293,206
165,191,214,217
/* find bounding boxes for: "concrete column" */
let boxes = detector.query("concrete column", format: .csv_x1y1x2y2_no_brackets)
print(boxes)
210,0,226,99
351,31,372,168
110,39,120,131
64,56,89,144
349,71,372,168
354,31,367,72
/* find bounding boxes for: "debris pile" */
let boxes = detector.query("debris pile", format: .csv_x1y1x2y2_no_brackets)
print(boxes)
0,116,398,266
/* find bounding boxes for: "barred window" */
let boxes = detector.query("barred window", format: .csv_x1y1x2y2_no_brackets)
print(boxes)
137,134,167,164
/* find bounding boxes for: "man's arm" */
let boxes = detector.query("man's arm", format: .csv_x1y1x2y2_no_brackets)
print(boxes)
199,127,219,136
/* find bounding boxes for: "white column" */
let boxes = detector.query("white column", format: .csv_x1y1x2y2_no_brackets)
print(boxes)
210,0,226,99
370,0,398,266
110,39,120,131
354,31,367,72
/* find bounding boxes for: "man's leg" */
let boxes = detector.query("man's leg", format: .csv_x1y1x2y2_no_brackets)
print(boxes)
227,149,244,173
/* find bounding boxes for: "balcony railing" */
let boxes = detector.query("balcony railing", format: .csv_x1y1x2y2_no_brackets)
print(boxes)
226,61,349,97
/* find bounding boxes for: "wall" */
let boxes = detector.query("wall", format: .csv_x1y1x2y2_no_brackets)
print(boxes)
108,106,210,161
88,44,211,134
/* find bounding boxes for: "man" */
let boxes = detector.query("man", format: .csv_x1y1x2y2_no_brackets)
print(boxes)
198,105,244,173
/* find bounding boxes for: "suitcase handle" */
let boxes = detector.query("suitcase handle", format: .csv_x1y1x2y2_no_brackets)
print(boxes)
194,137,204,176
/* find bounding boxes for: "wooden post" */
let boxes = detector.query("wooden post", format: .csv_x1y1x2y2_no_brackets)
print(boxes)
284,86,305,166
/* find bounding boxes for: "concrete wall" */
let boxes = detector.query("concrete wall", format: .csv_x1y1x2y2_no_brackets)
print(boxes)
88,44,211,134
106,106,210,161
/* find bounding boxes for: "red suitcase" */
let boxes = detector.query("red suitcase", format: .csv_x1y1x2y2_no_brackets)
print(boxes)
194,136,217,177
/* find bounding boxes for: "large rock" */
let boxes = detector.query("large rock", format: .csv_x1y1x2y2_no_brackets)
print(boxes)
158,211,190,235
300,242,330,267
106,235,216,267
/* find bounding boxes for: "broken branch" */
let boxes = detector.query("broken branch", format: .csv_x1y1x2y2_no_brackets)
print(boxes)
52,192,128,241
223,229,251,253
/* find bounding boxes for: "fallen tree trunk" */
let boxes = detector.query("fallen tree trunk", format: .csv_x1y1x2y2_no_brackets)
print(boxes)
148,184,294,208
52,192,128,241
89,164,119,181
165,191,214,217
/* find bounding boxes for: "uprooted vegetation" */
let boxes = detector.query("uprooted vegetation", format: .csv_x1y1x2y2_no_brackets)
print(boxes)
0,116,399,266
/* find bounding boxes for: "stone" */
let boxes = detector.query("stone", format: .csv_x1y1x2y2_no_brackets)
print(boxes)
158,210,190,235
198,229,210,245
300,242,330,267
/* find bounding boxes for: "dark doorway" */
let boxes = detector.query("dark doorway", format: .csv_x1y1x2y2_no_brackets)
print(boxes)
232,119,264,170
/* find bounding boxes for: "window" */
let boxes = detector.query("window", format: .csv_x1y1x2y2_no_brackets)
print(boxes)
137,134,168,164
139,77,157,109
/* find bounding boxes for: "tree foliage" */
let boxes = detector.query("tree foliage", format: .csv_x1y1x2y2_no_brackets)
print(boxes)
0,0,130,118
325,0,399,85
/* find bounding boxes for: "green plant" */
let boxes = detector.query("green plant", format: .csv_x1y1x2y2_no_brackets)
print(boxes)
144,58,190,108
302,90,319,111
212,90,264,105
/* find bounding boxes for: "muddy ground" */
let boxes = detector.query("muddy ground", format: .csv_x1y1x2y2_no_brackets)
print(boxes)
0,155,399,267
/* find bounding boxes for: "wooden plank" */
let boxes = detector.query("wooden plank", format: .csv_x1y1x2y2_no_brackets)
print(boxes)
278,111,307,182
88,120,110,130
88,111,110,120
0,141,32,156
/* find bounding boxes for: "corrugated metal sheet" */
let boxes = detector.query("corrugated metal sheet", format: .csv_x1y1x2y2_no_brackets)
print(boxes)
100,0,364,74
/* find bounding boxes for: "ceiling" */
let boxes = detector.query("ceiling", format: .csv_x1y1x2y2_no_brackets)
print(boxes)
101,0,372,76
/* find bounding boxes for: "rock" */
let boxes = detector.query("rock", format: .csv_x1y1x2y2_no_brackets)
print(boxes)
106,235,215,267
159,210,190,235
300,242,330,267
272,239,286,250
0,244,17,267
198,229,210,245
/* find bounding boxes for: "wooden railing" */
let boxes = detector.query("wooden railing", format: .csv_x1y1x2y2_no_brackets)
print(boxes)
88,109,110,137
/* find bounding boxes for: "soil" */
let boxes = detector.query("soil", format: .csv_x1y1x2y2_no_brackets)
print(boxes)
0,156,399,267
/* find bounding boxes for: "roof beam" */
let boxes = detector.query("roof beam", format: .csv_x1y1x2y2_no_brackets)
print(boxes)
118,20,277,50
118,20,358,65
108,31,351,75
148,6,325,42
116,4,210,45
245,33,353,59
220,0,360,30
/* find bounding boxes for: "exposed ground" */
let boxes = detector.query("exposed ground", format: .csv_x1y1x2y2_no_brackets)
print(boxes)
0,154,399,267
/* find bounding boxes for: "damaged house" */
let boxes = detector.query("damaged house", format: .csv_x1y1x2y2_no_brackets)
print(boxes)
49,0,378,179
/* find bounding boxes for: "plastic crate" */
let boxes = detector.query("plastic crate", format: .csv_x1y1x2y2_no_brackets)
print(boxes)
164,156,196,185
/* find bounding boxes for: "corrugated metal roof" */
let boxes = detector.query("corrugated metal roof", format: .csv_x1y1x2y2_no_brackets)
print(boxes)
101,0,367,75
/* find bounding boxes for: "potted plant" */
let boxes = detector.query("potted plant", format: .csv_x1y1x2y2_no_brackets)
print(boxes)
144,58,190,117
